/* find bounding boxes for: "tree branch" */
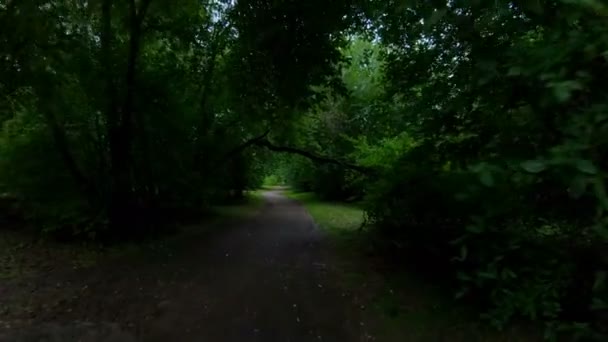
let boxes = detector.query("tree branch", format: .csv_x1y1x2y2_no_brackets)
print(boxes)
219,130,271,163
198,22,231,132
38,99,98,206
254,139,375,175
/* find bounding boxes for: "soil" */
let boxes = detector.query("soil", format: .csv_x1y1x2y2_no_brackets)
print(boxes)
0,190,375,342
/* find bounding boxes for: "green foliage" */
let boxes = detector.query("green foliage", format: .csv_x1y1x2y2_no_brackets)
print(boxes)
2,0,608,338
262,175,282,187
349,0,608,338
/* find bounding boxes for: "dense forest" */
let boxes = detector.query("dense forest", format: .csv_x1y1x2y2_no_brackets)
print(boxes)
1,0,608,339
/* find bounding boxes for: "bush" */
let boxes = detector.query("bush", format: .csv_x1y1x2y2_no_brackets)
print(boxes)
361,146,608,337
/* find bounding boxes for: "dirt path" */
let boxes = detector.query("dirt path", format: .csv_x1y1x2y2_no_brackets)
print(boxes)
0,190,373,341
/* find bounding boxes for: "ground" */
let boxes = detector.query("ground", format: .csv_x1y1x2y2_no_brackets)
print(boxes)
0,190,375,342
0,189,541,342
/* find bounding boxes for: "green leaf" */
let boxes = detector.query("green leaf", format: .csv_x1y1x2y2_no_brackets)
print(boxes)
454,245,468,262
554,86,571,102
478,271,497,279
591,298,608,310
592,224,608,241
425,7,448,28
479,169,494,187
593,271,606,291
507,66,523,76
501,269,517,279
594,113,608,124
523,0,544,13
457,271,472,282
521,160,547,173
561,0,608,15
575,160,598,175
455,288,468,299
569,176,588,198
466,223,485,234
549,80,583,103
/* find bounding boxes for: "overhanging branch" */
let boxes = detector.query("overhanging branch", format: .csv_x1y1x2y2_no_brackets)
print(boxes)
219,129,271,163
255,139,375,175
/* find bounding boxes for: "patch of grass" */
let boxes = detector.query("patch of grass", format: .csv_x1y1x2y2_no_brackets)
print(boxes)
284,190,368,262
284,190,364,235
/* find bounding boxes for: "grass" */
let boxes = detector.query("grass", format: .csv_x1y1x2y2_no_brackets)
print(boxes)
285,190,364,234
284,189,541,341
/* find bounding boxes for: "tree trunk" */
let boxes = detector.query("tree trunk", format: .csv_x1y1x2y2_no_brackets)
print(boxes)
104,0,152,233
44,109,95,201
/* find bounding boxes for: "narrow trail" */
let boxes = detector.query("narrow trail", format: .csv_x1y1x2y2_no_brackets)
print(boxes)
1,190,373,342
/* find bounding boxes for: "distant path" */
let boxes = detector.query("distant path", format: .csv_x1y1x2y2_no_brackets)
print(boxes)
1,190,372,341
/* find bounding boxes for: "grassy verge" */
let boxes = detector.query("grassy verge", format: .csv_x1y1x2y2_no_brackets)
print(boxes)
285,190,364,236
285,189,540,342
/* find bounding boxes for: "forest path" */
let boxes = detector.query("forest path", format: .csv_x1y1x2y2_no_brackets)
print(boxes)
0,190,373,342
